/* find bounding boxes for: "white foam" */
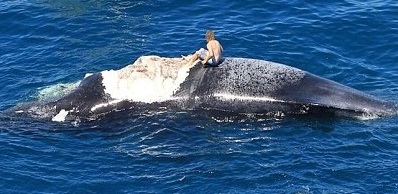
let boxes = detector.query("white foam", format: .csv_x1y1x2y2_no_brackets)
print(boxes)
91,99,123,112
214,93,282,102
101,56,193,103
52,109,69,122
37,82,80,102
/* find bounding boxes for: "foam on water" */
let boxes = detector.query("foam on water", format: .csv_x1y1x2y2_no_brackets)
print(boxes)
101,56,194,103
36,82,80,102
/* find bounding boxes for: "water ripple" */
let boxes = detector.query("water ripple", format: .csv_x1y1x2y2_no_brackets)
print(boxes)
1,0,398,193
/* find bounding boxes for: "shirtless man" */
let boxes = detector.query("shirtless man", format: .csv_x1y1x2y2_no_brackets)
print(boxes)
185,30,224,67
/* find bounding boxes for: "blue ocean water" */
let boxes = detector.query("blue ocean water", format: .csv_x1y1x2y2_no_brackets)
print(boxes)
1,0,398,193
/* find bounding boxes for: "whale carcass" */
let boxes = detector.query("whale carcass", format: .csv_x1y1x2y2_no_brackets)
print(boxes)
14,56,397,121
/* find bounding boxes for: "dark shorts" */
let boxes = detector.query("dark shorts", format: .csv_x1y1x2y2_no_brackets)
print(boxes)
197,48,222,66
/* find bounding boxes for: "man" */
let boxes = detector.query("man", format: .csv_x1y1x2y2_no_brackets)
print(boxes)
185,30,224,67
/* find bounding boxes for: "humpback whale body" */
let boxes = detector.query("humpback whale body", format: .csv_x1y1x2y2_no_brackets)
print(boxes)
14,56,397,121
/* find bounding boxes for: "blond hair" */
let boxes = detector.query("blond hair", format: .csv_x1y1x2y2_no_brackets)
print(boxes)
205,30,215,41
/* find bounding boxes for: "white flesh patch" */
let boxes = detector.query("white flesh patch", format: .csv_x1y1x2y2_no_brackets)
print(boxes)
52,109,69,122
101,56,194,103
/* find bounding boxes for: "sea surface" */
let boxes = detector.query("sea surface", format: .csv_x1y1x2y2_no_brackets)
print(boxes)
1,0,398,193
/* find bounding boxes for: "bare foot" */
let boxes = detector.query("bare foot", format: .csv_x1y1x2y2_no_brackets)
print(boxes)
181,55,192,61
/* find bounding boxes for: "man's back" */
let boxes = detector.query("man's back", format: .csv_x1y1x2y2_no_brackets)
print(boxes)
207,40,223,63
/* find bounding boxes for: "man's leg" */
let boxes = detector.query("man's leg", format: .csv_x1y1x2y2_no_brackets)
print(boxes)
186,53,199,66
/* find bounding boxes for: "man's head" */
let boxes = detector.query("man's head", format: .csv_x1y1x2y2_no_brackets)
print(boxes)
205,30,215,42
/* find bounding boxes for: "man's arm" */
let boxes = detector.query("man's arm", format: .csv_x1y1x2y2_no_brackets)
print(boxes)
201,52,213,64
201,44,213,65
